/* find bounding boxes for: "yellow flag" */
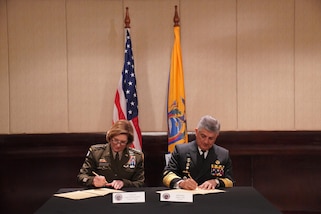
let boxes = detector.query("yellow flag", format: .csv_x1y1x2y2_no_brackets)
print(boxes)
167,26,188,153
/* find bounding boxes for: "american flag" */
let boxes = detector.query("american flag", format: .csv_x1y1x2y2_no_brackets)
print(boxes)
113,29,142,151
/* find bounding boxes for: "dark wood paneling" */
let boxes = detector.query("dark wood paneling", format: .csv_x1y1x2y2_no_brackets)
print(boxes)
0,131,320,214
253,155,321,212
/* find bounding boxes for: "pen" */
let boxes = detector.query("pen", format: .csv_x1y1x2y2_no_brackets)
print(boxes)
182,172,192,180
187,173,192,179
92,171,109,186
92,171,99,176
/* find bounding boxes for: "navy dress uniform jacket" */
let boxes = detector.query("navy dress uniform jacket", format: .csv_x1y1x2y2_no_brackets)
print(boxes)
163,140,234,188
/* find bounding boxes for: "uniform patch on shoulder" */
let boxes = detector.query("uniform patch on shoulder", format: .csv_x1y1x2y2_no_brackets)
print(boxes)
129,148,142,154
86,151,90,157
91,144,106,151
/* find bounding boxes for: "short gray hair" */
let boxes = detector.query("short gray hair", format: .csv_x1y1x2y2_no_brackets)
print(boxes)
197,115,220,133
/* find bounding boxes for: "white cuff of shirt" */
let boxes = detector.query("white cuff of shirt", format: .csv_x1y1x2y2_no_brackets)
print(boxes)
173,180,183,189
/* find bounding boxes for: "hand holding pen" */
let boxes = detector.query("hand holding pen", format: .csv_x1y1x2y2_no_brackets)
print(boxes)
180,156,198,190
92,171,124,190
179,173,198,190
92,171,109,187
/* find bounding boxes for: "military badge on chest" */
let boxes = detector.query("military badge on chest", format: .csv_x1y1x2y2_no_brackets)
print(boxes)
98,158,110,169
128,155,136,168
123,155,136,169
211,160,225,177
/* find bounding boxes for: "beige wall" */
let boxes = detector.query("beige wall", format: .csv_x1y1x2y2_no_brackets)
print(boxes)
0,0,320,134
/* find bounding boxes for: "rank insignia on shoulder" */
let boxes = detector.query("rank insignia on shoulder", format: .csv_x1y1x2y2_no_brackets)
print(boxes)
130,148,141,153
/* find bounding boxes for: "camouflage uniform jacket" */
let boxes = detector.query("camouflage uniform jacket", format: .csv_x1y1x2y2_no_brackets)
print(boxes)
78,143,145,188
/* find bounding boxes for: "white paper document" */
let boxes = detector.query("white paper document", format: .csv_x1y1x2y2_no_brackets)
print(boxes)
157,188,225,195
157,188,225,203
159,190,193,202
112,191,145,203
54,188,123,200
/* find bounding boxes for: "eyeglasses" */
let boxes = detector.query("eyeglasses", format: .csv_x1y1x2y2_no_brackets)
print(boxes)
111,138,127,146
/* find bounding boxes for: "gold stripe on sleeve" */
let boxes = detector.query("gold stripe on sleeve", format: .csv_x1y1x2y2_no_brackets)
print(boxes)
163,171,181,187
221,178,234,187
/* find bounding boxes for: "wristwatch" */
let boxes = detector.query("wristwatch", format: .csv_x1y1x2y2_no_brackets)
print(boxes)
215,179,220,188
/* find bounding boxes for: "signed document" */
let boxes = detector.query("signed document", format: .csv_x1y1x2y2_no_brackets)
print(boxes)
54,188,123,200
157,188,225,195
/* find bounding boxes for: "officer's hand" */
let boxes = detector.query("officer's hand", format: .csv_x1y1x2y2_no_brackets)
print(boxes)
179,178,198,190
198,179,218,190
107,180,124,190
92,175,108,187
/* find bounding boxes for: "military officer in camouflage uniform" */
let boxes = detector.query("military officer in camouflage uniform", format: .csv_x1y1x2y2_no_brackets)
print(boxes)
163,115,234,190
78,120,144,189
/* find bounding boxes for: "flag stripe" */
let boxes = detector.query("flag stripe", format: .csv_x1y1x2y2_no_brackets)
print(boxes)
113,89,126,120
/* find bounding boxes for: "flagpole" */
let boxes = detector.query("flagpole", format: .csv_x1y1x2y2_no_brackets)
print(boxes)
125,7,130,28
173,5,179,26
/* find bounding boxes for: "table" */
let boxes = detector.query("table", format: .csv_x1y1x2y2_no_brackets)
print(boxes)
35,187,281,214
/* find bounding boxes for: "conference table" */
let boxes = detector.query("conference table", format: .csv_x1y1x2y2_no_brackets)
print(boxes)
35,186,281,214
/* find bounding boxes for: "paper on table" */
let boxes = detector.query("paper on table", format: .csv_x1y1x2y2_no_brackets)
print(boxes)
157,188,225,195
54,188,124,200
